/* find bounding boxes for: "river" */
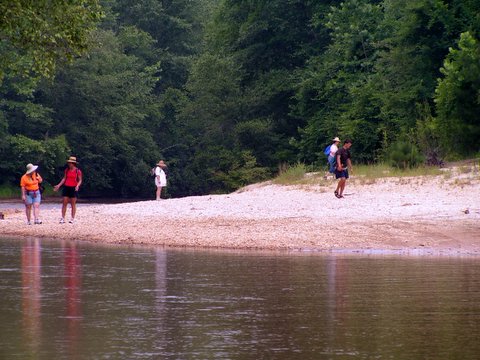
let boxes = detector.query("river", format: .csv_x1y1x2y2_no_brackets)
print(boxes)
1,237,479,359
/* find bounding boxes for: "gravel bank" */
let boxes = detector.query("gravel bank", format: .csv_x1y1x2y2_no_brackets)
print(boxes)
1,173,479,254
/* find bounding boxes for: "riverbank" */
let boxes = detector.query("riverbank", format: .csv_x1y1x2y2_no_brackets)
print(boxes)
1,170,479,254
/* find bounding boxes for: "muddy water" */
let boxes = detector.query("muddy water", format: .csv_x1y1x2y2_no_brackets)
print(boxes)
1,238,479,359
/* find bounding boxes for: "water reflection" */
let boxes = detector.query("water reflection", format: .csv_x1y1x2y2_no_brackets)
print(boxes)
154,249,167,355
63,242,82,359
1,239,479,360
21,239,42,354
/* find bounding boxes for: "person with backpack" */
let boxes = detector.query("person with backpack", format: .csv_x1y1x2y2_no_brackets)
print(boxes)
153,160,167,200
20,163,43,225
324,137,341,174
53,156,83,224
334,139,353,199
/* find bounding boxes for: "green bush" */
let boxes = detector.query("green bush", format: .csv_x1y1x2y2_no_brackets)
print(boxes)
388,141,424,169
210,151,271,192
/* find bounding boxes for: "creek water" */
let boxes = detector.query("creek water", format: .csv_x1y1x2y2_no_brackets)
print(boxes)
1,237,479,360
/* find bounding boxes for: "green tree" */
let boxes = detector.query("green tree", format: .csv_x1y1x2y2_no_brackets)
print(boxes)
0,0,103,93
110,0,212,92
294,0,383,163
177,53,246,194
373,0,453,131
198,0,333,169
0,134,69,184
43,29,161,196
435,31,480,156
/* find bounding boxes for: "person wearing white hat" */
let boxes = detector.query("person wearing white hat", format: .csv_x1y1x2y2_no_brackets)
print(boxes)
154,160,167,200
328,137,341,173
20,163,43,225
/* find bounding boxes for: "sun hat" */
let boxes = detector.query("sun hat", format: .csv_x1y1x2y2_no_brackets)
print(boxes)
66,156,78,164
332,137,341,142
26,163,38,174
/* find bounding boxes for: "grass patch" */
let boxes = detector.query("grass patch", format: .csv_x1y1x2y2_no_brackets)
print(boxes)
273,163,307,185
458,165,472,174
354,163,443,179
451,178,473,187
443,172,453,180
272,162,446,186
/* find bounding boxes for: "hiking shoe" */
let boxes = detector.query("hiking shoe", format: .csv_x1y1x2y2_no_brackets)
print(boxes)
69,219,75,224
59,218,65,224
34,219,42,224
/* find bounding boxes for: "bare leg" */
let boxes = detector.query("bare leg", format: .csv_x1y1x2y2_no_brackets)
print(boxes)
335,179,342,194
70,198,77,219
338,178,346,196
25,204,32,222
335,178,346,197
33,202,40,221
62,197,69,219
156,186,162,200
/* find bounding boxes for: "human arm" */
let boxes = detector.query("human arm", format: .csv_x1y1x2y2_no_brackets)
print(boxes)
53,174,66,191
347,158,352,174
20,176,27,202
336,154,342,171
75,171,83,192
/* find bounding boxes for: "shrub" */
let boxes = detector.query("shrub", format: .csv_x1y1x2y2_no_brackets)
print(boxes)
388,141,424,169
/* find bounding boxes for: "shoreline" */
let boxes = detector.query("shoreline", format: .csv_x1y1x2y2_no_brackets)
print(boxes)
1,173,479,255
1,218,478,257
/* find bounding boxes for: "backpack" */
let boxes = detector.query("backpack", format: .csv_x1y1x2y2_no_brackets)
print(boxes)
33,172,45,194
324,144,331,156
150,166,158,177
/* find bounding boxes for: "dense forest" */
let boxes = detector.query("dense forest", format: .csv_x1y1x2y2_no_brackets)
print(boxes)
1,0,479,198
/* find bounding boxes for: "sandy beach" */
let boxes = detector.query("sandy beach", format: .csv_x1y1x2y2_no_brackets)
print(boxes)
1,170,479,254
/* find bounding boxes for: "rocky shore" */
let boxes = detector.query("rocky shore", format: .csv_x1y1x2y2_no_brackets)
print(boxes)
1,172,479,254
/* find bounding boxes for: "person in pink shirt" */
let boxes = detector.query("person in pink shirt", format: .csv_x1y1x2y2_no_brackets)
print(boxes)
54,156,83,224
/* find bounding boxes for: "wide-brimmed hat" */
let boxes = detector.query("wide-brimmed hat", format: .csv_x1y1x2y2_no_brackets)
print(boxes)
332,137,341,142
66,156,78,164
26,163,38,174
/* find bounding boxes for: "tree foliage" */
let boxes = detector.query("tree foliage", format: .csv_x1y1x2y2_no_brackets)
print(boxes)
0,0,103,93
43,28,161,196
435,31,480,156
1,0,479,197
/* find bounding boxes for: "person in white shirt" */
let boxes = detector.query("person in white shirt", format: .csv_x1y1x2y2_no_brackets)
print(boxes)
155,161,167,200
328,137,341,173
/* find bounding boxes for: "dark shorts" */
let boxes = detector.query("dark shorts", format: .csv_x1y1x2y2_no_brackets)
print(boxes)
335,169,349,179
62,186,78,198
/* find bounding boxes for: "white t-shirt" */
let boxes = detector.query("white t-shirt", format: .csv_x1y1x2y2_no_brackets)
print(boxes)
329,143,338,157
155,167,167,187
